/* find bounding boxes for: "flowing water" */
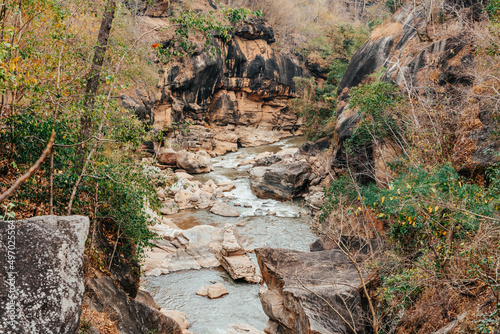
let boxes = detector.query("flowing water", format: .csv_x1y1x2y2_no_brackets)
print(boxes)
142,136,318,333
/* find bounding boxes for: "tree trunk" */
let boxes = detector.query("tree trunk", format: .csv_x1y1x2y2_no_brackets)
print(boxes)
81,0,117,140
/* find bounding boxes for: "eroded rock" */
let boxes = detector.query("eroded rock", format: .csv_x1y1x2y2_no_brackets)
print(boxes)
250,161,311,200
256,248,367,334
176,150,213,174
143,223,220,276
210,201,240,217
211,224,261,284
196,283,229,299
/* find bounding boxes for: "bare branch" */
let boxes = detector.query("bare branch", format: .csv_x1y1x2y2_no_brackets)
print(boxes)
0,130,56,203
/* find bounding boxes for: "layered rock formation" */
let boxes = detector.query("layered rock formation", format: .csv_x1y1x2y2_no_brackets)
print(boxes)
0,216,89,334
143,222,220,276
256,248,368,334
210,224,261,284
332,2,500,181
154,15,305,132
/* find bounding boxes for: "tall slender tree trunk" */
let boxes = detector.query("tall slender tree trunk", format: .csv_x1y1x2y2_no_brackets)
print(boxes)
81,0,117,140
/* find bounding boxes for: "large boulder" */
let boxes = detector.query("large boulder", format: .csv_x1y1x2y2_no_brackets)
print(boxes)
0,215,89,334
143,223,221,276
157,147,178,166
176,150,213,174
85,277,182,334
210,224,261,284
249,161,311,200
255,248,368,334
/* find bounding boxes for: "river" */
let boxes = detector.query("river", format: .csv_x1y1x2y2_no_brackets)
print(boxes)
141,136,318,333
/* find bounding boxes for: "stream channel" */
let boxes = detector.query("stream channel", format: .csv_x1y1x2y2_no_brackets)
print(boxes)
142,136,318,333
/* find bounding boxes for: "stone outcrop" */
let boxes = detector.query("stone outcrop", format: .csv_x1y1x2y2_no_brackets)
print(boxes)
176,149,213,174
166,175,234,210
196,283,229,299
210,224,262,284
256,248,368,334
0,215,89,334
143,222,221,276
250,161,311,200
331,3,499,181
159,309,192,334
149,4,306,134
85,277,182,334
136,289,161,310
157,147,178,166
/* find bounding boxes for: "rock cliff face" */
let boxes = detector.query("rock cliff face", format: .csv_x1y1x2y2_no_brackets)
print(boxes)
0,216,89,334
256,248,368,334
332,1,499,181
152,10,305,134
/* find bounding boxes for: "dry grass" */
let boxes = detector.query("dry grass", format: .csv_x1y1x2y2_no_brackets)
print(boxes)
370,21,403,41
80,303,119,334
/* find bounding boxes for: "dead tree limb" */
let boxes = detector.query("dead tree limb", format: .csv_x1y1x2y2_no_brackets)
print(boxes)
0,131,56,203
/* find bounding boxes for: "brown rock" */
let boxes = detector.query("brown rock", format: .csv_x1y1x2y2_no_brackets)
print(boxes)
196,283,229,299
85,277,182,334
210,201,240,217
176,150,213,174
136,289,161,310
157,147,177,166
210,224,261,284
256,248,367,334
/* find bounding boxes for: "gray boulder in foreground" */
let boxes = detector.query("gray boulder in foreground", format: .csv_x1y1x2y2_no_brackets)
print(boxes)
0,215,89,334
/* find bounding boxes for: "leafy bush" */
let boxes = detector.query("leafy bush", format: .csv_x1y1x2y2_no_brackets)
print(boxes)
345,78,404,153
362,164,497,255
319,175,358,223
486,0,500,23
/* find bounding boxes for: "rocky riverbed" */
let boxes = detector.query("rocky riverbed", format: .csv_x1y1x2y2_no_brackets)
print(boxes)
141,136,322,333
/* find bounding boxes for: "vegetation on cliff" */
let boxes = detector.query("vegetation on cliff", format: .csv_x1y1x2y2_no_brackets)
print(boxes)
305,0,500,331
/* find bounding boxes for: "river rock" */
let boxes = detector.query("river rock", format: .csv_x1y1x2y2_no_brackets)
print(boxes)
218,180,236,192
161,199,180,215
196,283,229,299
255,248,367,334
157,147,178,166
176,150,213,174
136,289,161,310
85,277,182,334
211,224,261,284
0,215,89,334
227,323,265,334
210,201,240,217
201,179,218,193
175,171,194,181
144,224,220,276
249,161,311,200
160,309,191,333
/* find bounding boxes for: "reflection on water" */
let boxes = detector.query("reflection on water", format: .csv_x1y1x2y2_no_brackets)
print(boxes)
142,136,317,333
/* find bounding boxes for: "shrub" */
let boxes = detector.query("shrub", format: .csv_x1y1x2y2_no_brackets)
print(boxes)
345,78,404,153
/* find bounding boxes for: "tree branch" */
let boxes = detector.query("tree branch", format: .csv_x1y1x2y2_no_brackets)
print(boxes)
0,130,56,203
